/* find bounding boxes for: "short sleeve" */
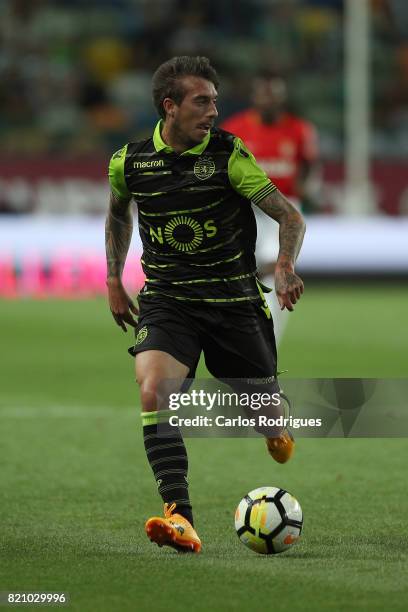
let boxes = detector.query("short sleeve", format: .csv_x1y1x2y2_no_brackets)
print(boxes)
108,144,131,200
228,137,277,205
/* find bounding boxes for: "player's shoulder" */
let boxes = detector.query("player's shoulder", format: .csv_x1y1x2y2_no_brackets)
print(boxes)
209,127,237,152
210,128,254,167
127,136,155,153
110,136,154,162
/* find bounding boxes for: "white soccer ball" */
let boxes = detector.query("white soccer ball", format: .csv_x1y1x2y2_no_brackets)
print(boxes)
235,486,303,554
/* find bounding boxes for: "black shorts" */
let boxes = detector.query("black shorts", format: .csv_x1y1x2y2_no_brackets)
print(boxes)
129,294,277,381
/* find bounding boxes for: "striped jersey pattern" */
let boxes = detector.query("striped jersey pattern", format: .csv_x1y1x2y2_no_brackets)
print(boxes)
108,126,277,304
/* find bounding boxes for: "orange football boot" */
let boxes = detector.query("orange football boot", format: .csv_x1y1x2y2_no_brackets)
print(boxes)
266,429,295,464
145,503,201,553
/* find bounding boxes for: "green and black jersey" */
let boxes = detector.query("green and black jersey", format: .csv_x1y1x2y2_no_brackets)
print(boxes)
108,120,277,304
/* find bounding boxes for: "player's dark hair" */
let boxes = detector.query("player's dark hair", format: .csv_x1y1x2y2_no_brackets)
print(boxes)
152,56,219,119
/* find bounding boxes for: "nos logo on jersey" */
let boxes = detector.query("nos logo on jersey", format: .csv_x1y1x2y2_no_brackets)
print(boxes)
194,156,215,180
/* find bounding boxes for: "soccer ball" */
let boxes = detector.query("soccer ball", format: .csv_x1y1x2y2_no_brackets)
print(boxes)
235,486,303,554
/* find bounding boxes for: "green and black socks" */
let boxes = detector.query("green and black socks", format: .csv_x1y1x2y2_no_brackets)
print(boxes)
142,412,194,526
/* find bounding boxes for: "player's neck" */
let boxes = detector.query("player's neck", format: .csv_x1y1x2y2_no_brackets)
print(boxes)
161,122,196,154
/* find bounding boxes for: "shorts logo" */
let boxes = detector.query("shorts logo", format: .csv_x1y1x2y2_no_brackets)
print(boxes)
135,326,148,345
194,156,215,180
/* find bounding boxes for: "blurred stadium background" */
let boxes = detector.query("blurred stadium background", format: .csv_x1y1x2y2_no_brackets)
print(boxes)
1,2,408,610
1,0,408,298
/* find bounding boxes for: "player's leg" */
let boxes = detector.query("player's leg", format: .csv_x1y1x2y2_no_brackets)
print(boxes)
136,348,192,523
129,296,202,552
203,302,294,464
136,349,201,552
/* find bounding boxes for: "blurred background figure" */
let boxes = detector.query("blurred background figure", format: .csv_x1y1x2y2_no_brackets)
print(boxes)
221,71,319,213
221,72,320,343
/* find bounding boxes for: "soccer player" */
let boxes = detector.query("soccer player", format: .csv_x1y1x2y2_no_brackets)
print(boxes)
221,72,318,342
105,57,305,554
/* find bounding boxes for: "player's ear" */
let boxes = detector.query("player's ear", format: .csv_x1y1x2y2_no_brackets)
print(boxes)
163,97,176,119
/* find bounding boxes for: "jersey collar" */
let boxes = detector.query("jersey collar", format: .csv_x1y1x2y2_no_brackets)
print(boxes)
153,120,210,155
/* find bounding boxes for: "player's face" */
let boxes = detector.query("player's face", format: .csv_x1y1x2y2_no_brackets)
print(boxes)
252,78,287,119
165,76,218,147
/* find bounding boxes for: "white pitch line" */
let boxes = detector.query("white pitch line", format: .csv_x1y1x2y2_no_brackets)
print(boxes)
0,405,137,418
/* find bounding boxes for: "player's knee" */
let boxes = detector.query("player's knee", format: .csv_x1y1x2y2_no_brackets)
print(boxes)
139,379,160,412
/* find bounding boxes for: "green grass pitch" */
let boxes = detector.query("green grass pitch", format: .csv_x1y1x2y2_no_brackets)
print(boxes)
1,283,407,611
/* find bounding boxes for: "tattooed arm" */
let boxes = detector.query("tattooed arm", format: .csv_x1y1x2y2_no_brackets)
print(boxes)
256,189,306,311
105,191,138,331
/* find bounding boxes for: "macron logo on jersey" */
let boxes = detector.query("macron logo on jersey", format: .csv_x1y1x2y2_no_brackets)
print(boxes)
133,160,165,169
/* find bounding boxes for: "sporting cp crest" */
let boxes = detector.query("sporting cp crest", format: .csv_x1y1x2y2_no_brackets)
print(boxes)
135,326,148,345
193,156,215,181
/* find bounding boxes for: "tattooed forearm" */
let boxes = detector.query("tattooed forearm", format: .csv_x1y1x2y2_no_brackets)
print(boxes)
105,192,133,281
256,189,306,267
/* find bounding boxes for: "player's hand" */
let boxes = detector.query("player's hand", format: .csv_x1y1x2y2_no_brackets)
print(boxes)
107,278,139,332
274,263,304,312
